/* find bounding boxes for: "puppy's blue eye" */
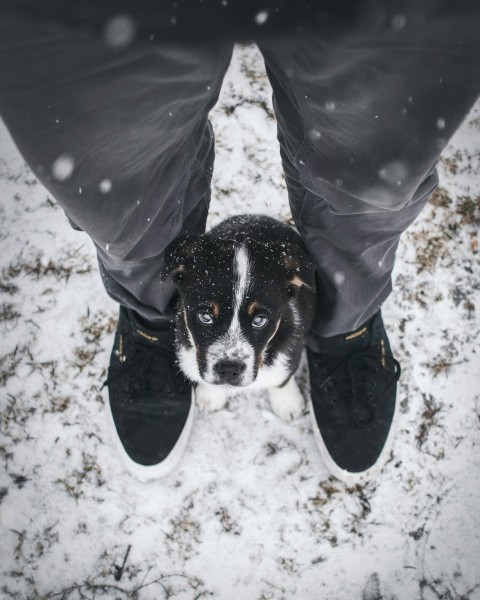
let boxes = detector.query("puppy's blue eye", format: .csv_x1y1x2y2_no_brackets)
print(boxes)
252,315,268,329
197,311,214,325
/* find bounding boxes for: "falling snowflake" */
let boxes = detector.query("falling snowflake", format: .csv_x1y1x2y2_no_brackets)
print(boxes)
103,15,137,48
99,179,113,194
254,10,269,25
52,154,74,181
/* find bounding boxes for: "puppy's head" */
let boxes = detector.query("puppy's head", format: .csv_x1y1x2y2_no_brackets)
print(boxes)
164,233,315,387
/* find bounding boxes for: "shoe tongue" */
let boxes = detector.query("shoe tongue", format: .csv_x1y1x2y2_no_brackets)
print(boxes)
128,310,174,346
134,326,163,344
311,323,371,358
343,323,370,345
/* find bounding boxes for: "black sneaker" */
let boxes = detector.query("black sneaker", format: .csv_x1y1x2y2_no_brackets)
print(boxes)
103,307,194,480
307,311,401,483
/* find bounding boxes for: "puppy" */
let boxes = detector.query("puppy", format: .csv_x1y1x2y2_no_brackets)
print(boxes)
164,215,316,421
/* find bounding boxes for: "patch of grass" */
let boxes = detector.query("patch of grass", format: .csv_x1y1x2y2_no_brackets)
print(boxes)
54,452,105,501
215,507,242,535
79,310,116,344
2,250,93,284
0,445,14,470
407,281,431,308
346,484,372,522
305,477,376,542
72,347,99,372
451,285,469,308
240,58,267,83
429,187,452,208
165,499,202,561
427,339,463,378
416,394,443,450
42,395,71,415
0,347,24,386
277,556,299,575
0,303,21,324
463,300,475,317
308,479,341,508
411,187,479,277
412,232,450,273
1,393,37,432
456,195,480,227
222,98,275,119
67,310,117,373
11,521,59,565
25,358,58,379
430,358,453,377
0,281,19,295
440,150,463,175
419,576,480,600
264,436,297,457
9,474,29,489
362,572,384,600
10,571,211,600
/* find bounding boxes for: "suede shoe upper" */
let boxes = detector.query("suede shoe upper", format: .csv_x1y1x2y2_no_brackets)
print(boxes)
104,307,192,470
307,312,401,479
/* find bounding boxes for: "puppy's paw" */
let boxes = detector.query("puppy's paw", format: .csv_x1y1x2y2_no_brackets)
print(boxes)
268,378,305,422
195,383,229,413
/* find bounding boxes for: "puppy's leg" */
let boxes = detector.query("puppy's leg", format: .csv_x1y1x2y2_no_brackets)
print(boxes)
195,383,229,413
268,377,305,422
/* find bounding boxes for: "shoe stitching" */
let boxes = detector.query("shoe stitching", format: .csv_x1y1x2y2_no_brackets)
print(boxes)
380,338,386,368
135,329,159,343
344,326,368,341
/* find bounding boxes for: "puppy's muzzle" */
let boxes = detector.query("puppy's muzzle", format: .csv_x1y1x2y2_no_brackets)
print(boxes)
214,359,247,386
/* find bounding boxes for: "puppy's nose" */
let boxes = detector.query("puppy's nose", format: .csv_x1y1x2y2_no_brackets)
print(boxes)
214,360,246,384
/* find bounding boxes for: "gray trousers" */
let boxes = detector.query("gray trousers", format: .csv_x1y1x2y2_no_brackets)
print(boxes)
1,3,479,336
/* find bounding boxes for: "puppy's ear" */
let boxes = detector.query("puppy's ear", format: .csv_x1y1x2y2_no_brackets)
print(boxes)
162,235,202,285
281,246,316,295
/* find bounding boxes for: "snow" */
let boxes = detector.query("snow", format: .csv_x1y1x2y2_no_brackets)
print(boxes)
99,179,113,194
1,44,480,599
51,154,75,182
254,11,270,26
103,15,137,48
391,15,407,32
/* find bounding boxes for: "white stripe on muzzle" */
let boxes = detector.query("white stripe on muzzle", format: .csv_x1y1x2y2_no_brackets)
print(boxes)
203,245,256,385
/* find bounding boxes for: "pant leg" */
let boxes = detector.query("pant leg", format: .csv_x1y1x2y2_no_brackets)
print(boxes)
0,7,233,324
258,3,480,336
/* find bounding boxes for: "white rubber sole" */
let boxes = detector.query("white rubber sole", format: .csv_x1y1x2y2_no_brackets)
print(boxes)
104,388,195,481
309,392,399,485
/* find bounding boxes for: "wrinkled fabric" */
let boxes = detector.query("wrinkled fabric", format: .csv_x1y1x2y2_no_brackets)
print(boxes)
0,1,479,334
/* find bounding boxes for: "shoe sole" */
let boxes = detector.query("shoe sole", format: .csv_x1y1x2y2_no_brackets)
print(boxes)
104,388,195,481
308,393,399,485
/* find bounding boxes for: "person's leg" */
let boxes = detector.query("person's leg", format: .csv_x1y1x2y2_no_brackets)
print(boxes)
0,8,233,325
0,6,234,477
259,4,480,481
259,5,480,337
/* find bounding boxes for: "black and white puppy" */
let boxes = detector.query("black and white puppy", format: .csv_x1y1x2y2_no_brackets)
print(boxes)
164,215,316,421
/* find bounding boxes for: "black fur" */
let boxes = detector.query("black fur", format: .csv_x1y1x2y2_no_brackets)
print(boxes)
164,215,317,387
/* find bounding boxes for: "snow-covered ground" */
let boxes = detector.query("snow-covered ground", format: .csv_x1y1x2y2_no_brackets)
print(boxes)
1,44,479,600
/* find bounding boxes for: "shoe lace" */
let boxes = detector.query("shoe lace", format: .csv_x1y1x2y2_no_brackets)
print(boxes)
103,342,189,404
314,350,401,427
